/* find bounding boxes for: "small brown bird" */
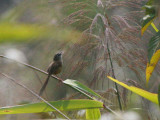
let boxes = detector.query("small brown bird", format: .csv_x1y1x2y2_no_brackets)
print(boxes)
39,52,63,96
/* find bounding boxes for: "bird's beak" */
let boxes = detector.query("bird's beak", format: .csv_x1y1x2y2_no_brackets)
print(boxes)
60,51,64,54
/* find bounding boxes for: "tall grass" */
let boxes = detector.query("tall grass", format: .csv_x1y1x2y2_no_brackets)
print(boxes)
51,0,160,118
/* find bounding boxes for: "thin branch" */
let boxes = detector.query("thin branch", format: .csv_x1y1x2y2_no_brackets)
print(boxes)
0,73,70,120
106,41,122,110
103,104,122,118
0,55,62,82
105,12,122,110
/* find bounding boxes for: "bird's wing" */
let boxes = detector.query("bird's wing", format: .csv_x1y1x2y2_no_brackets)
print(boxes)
47,61,62,74
47,62,54,73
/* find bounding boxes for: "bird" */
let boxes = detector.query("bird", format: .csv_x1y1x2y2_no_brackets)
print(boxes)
39,52,63,96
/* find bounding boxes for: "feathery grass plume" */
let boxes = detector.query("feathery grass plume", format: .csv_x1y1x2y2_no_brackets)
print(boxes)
55,0,149,88
51,0,160,114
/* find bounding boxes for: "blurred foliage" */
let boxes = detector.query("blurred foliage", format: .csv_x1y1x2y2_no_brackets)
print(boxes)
0,22,81,43
0,23,45,42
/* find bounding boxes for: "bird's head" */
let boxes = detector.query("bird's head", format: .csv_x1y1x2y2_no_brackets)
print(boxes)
53,52,63,61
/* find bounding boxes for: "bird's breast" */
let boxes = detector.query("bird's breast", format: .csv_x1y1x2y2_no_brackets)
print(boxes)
47,61,62,75
54,66,62,74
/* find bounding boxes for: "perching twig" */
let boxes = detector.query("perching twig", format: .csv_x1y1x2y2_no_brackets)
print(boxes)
0,72,70,120
0,55,62,82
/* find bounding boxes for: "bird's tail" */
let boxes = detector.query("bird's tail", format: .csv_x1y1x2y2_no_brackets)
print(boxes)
39,75,51,96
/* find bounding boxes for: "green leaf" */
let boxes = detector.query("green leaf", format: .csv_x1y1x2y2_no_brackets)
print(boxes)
141,3,156,35
148,30,160,61
107,76,158,104
146,50,160,84
142,5,155,15
141,14,155,35
86,108,101,120
158,84,160,107
63,79,102,99
142,14,155,27
0,99,103,114
146,0,154,5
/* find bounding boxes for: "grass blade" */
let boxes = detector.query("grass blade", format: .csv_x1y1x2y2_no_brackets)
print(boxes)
0,100,103,114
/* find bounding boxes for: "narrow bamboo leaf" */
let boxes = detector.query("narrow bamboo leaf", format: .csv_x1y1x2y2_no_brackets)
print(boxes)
141,14,155,35
148,31,160,62
141,3,156,35
63,79,102,99
151,22,159,32
107,76,158,104
158,84,160,107
146,50,160,84
0,99,103,114
86,108,101,120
